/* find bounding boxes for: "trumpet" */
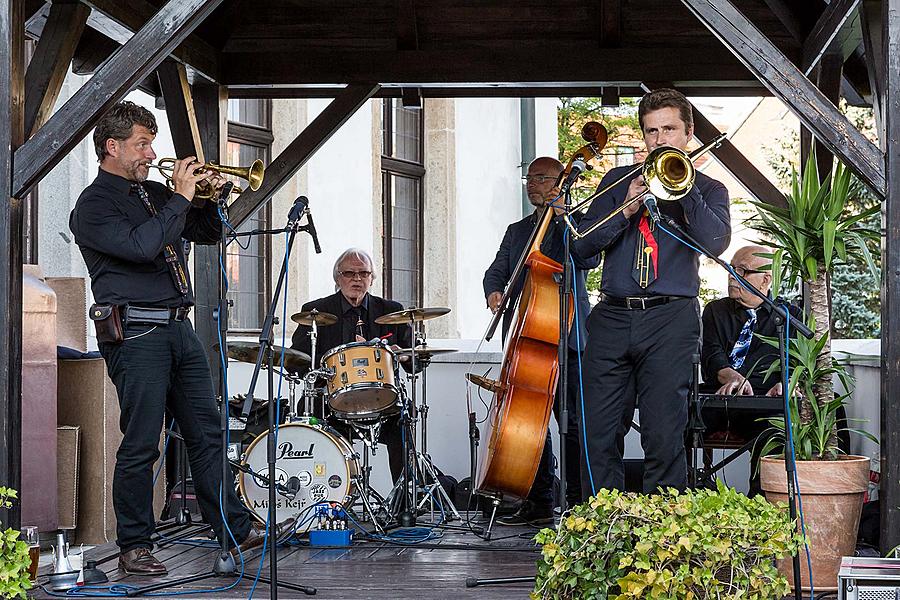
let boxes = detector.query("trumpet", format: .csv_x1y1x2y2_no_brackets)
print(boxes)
147,158,265,202
565,133,726,239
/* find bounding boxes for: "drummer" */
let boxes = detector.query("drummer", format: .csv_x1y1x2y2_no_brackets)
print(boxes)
291,248,413,484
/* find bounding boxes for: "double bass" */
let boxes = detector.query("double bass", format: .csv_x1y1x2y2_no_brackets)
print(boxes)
474,123,608,500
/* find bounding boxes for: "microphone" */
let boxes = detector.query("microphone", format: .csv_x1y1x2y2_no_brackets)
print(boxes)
288,195,309,222
559,158,587,193
283,476,302,499
643,194,662,225
306,205,322,254
214,181,234,206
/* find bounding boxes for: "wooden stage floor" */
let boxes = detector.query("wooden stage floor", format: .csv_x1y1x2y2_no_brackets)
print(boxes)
30,515,542,599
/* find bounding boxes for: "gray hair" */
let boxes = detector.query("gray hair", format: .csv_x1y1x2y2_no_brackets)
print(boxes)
333,248,376,283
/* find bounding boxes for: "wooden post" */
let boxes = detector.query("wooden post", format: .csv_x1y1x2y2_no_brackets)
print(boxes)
0,0,25,529
880,0,900,556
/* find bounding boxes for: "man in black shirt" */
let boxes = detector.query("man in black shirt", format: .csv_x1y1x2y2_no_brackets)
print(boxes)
291,248,412,483
482,156,601,525
573,88,731,494
70,102,276,576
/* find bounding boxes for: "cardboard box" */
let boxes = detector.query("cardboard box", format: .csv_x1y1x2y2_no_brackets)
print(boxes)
57,426,80,530
45,277,87,352
57,359,165,545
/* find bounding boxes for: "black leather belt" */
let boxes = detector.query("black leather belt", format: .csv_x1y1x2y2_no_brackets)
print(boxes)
600,294,687,310
123,305,191,324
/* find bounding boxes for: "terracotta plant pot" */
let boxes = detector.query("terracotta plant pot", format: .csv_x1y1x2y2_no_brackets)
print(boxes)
760,455,870,591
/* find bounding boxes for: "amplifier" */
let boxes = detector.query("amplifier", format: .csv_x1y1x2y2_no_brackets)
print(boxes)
839,557,900,599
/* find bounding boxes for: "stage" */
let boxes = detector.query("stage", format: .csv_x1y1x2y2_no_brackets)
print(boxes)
30,517,541,599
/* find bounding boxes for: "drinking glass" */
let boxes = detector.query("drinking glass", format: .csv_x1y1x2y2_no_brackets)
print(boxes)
21,526,39,581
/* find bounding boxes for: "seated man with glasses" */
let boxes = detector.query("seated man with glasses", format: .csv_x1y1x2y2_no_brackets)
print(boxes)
698,244,802,495
291,248,412,485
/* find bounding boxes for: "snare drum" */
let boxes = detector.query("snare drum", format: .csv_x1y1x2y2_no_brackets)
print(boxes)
238,423,359,531
321,342,398,419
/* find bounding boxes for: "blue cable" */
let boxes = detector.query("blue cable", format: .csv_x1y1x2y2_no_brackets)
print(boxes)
567,245,596,497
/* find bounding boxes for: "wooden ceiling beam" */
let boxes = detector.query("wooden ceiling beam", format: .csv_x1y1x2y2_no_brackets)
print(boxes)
396,0,418,51
221,47,769,86
801,0,861,75
70,27,160,97
77,0,221,82
229,83,380,227
157,60,205,160
23,0,89,136
860,0,884,142
682,0,884,198
13,0,224,198
598,0,622,48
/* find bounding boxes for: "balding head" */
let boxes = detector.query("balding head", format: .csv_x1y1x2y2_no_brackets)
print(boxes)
728,245,773,308
525,157,565,208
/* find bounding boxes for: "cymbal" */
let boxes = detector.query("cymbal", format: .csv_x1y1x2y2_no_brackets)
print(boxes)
374,306,451,325
395,346,458,357
466,373,506,393
216,341,311,373
290,309,338,327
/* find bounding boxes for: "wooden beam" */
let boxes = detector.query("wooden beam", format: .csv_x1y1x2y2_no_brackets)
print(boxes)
78,0,220,82
681,0,885,198
157,60,204,160
12,0,224,198
601,86,619,107
229,83,380,227
598,0,622,47
227,84,771,100
881,0,900,557
860,0,884,144
801,0,861,74
191,82,226,382
396,0,418,51
0,0,25,529
23,0,89,136
70,27,160,98
221,47,772,87
694,106,788,209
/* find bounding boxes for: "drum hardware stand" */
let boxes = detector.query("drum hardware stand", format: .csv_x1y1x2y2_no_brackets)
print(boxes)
347,426,389,533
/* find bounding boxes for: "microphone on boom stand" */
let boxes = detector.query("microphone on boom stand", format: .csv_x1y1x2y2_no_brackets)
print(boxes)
290,196,322,254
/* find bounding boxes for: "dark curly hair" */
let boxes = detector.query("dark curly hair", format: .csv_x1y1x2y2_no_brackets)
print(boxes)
638,88,693,133
93,101,158,162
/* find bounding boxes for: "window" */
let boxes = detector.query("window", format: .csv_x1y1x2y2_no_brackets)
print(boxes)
225,99,273,331
381,99,425,309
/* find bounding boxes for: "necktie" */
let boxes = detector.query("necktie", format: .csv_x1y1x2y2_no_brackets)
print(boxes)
131,184,189,296
632,210,658,288
729,308,758,369
354,307,366,339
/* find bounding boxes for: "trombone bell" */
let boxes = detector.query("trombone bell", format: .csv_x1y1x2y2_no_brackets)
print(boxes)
643,146,695,201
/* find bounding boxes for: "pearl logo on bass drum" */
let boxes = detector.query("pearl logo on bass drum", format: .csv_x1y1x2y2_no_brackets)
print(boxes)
277,441,314,460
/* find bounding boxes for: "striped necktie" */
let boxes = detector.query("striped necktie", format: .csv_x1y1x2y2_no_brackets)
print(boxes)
131,183,189,296
729,308,757,369
632,210,658,288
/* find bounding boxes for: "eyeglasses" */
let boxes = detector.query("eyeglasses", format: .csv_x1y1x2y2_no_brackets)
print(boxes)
730,265,765,277
522,175,559,184
339,270,372,280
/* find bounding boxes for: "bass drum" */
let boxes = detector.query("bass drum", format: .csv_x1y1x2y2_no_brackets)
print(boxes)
238,423,359,531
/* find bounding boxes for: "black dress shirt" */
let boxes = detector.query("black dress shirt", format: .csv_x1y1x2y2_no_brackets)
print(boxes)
69,169,221,307
482,209,600,349
340,294,370,342
701,297,803,391
572,165,731,298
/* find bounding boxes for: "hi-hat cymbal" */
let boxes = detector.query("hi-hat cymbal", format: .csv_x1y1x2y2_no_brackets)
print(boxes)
374,306,451,325
290,309,338,327
395,346,458,357
216,341,311,373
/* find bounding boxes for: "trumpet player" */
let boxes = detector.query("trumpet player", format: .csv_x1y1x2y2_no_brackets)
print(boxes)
572,88,731,495
69,101,282,576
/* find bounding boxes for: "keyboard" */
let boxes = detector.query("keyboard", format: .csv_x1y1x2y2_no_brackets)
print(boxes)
696,394,783,411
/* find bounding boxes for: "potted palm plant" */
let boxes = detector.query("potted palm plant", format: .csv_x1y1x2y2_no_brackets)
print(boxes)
749,151,880,591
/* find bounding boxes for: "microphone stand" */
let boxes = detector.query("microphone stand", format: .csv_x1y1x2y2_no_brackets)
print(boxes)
651,209,809,600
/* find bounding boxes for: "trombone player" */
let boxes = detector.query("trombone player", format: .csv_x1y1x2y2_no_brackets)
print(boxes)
69,101,279,575
572,88,731,495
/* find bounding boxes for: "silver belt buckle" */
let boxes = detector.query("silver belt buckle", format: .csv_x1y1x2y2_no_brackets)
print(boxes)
626,297,646,310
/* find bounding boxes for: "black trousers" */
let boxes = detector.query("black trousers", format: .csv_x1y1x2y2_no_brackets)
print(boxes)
580,298,700,494
99,319,252,553
527,349,584,508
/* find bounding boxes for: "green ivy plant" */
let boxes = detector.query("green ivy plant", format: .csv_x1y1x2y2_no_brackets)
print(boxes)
0,487,32,599
531,483,803,599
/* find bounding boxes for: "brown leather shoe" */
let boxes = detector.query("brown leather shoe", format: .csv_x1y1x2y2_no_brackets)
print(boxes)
231,519,294,560
118,547,168,576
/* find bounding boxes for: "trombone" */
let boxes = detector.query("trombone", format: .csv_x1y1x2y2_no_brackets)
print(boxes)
147,158,265,201
563,132,727,239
